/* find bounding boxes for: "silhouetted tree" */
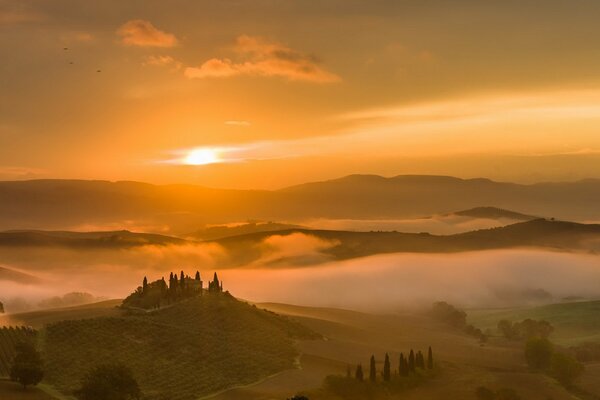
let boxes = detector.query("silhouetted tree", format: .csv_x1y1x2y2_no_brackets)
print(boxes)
180,271,185,291
550,352,584,387
142,277,148,293
399,353,408,376
369,355,376,382
75,363,141,400
525,338,553,370
355,364,364,381
427,346,434,369
10,341,43,389
416,350,425,369
383,353,391,381
408,349,415,373
195,271,200,280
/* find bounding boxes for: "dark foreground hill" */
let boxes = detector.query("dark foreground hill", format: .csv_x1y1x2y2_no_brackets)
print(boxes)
2,175,600,231
42,294,317,400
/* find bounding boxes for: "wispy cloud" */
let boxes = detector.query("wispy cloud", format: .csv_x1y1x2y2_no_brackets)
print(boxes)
143,55,182,71
117,20,178,48
185,35,340,83
224,120,251,126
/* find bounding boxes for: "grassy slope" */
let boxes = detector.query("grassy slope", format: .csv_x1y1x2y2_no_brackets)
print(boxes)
208,303,588,400
42,294,316,400
468,300,600,346
0,300,122,329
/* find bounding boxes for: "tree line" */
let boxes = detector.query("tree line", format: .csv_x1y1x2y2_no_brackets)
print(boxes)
351,347,435,383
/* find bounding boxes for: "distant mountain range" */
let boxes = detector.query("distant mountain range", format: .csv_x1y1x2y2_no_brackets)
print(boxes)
1,175,600,232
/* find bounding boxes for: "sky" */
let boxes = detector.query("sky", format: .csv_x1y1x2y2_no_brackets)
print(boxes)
3,0,600,189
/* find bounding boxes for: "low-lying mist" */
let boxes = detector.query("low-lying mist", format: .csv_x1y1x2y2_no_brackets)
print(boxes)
1,232,599,313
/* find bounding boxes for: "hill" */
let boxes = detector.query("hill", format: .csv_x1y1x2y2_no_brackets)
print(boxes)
450,206,537,221
42,294,317,400
0,230,185,248
468,300,600,346
2,176,600,232
0,265,42,284
185,221,303,241
213,219,600,266
0,300,122,329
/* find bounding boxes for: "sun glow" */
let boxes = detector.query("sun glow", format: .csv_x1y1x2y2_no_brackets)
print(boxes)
183,148,221,165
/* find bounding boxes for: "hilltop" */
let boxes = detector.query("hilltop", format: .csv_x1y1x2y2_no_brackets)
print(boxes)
450,206,538,221
2,176,600,231
39,278,317,400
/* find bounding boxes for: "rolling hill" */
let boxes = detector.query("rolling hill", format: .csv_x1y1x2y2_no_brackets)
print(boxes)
42,294,317,400
0,230,185,248
450,206,537,221
1,219,600,269
2,175,600,232
213,219,600,266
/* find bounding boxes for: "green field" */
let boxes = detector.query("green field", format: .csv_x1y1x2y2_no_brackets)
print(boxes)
468,300,600,346
42,294,316,400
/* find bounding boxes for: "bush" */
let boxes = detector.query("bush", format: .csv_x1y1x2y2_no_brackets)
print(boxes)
75,363,141,400
431,301,467,328
550,352,584,387
10,341,43,389
524,338,553,370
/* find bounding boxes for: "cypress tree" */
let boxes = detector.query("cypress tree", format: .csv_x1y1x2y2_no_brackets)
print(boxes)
383,353,391,381
399,353,407,376
408,350,415,373
142,276,148,293
195,271,200,280
355,364,363,381
180,271,185,291
427,346,434,369
369,355,376,383
416,351,425,369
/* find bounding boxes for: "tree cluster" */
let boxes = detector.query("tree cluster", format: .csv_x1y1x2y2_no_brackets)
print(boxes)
122,270,210,309
75,363,141,400
524,337,584,387
431,301,487,342
497,319,554,340
353,347,435,383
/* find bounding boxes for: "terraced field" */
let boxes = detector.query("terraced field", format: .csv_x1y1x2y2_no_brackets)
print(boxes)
43,294,317,400
0,326,37,377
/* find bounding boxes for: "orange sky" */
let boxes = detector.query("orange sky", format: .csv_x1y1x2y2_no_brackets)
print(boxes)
3,0,600,188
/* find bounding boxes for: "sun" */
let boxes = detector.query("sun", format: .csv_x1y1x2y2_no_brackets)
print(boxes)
183,148,221,165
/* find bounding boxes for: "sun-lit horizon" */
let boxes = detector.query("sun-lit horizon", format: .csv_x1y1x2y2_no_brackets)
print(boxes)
4,1,600,188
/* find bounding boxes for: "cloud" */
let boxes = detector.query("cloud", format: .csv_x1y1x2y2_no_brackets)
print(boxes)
117,20,178,48
224,120,251,126
185,35,340,83
61,31,94,43
143,55,182,70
